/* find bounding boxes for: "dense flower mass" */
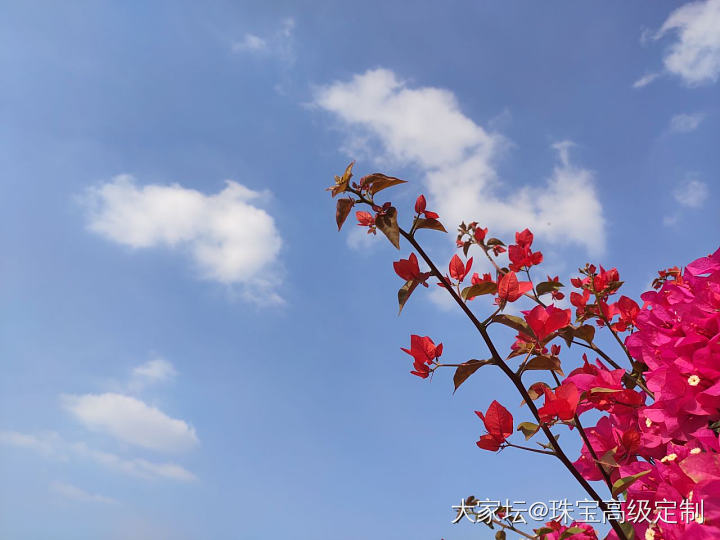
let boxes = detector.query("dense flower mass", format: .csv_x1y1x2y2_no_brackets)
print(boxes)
579,247,720,539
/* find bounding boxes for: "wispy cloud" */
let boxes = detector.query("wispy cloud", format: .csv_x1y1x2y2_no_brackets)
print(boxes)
313,68,605,255
638,0,720,87
232,17,295,63
82,175,283,305
61,392,198,453
130,357,177,389
669,112,706,132
632,72,660,88
0,431,196,482
50,482,118,505
232,34,267,52
674,178,709,208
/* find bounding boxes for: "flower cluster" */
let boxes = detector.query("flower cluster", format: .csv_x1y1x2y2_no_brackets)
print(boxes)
569,248,720,539
328,163,720,540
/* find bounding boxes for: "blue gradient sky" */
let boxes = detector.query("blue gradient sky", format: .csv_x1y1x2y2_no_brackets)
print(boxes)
1,2,718,539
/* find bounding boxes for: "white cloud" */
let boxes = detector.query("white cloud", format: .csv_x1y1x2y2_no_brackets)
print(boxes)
61,393,198,453
673,178,709,207
232,34,267,52
669,112,705,132
314,68,605,255
0,430,63,457
655,0,720,85
50,482,118,504
632,72,660,88
232,17,295,62
0,430,195,481
132,358,177,384
71,441,196,481
83,175,283,304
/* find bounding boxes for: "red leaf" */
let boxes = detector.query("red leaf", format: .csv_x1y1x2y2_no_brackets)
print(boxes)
483,400,513,440
356,211,374,227
476,434,502,452
497,271,532,302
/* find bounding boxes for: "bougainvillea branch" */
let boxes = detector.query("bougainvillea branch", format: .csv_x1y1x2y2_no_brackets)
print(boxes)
328,162,720,540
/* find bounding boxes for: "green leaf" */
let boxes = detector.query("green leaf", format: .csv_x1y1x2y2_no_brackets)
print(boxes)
619,521,637,539
335,198,354,231
375,207,400,249
611,469,652,497
461,281,498,300
415,218,447,233
598,449,618,469
397,280,420,315
453,359,491,393
559,527,587,540
516,421,540,440
492,314,533,336
363,173,407,195
536,280,564,296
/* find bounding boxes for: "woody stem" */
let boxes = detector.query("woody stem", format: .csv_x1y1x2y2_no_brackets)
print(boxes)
491,517,536,539
399,228,629,540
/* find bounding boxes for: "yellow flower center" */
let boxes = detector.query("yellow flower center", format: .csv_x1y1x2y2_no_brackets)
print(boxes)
688,375,701,386
645,418,652,428
661,453,678,463
645,527,655,540
690,448,702,455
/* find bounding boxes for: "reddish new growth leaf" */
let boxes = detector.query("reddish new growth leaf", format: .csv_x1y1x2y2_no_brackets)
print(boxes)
414,194,440,219
475,400,514,451
538,382,580,423
355,210,376,233
472,272,494,285
474,226,488,244
522,305,572,342
546,275,565,300
508,228,543,272
393,253,430,286
401,335,443,379
448,255,473,283
496,271,533,303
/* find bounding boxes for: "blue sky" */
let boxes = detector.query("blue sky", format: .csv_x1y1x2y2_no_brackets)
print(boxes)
0,1,718,539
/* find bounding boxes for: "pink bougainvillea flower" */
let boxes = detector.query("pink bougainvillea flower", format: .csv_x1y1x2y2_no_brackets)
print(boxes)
536,520,598,540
